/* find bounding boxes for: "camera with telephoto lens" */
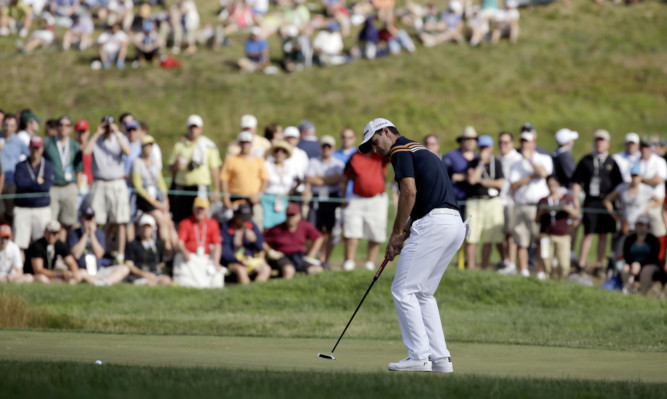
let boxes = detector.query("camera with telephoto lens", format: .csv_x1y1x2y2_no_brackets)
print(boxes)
100,115,114,132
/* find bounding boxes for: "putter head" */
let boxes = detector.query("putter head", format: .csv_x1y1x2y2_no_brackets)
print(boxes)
317,353,336,360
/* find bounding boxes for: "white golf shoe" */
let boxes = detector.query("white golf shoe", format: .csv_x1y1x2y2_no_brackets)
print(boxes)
387,357,432,372
431,357,454,373
342,260,356,271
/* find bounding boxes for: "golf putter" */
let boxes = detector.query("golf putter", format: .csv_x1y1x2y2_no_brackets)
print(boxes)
318,257,390,360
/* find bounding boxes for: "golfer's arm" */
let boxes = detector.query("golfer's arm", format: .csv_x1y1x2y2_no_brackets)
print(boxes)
392,178,416,236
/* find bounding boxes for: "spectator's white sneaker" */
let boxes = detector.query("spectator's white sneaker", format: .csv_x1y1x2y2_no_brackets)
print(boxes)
342,260,356,271
498,263,517,275
520,269,530,277
431,357,454,373
388,357,432,372
364,261,375,271
536,271,547,281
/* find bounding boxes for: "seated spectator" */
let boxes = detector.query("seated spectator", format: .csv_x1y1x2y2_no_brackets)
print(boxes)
221,203,271,284
106,0,134,32
281,25,305,72
490,0,519,45
620,214,665,295
63,11,94,50
124,214,172,286
536,176,579,280
313,22,349,66
20,13,56,54
13,136,54,252
0,0,33,38
322,0,350,36
418,2,443,47
134,20,164,65
25,221,84,284
175,0,199,55
262,140,300,229
97,23,129,69
214,0,256,49
0,224,33,283
263,202,324,279
49,0,80,27
378,21,416,56
174,197,225,288
238,27,269,73
467,6,490,47
67,207,130,286
352,16,380,60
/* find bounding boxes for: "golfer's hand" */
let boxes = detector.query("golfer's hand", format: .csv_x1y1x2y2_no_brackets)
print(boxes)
385,232,406,261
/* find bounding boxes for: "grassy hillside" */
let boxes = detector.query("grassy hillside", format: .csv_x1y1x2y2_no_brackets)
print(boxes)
1,1,666,159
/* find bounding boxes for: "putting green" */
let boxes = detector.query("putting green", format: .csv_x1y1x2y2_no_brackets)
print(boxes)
1,330,665,382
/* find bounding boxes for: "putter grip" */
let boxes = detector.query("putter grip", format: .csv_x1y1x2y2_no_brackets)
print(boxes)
374,257,390,279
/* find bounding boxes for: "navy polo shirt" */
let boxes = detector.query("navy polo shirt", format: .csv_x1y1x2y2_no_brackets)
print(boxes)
442,148,476,202
390,136,461,221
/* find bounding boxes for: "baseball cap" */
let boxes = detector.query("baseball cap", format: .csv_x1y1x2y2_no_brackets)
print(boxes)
233,203,253,220
187,114,204,128
639,138,651,148
630,163,641,176
125,120,140,130
521,122,536,133
0,224,12,238
21,110,42,124
298,120,315,133
477,135,494,147
240,114,258,129
284,126,300,139
75,119,89,131
359,118,395,154
555,128,579,145
519,131,535,142
320,135,336,147
593,129,610,141
139,214,156,228
286,202,301,216
141,135,155,145
193,196,210,209
625,132,640,144
238,131,253,143
29,136,44,148
45,220,61,233
81,206,95,218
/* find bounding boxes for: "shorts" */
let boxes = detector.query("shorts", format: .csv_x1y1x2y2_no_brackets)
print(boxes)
503,203,515,235
342,193,388,243
89,179,130,224
312,193,339,233
50,183,79,226
465,197,504,244
647,205,666,237
13,206,52,249
582,198,616,235
268,252,308,273
512,204,538,249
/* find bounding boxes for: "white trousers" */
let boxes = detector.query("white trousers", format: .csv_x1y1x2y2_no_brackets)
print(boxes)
391,209,465,361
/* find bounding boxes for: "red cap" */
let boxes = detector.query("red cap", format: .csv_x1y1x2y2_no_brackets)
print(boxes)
29,135,44,148
286,202,301,216
0,224,12,238
75,119,90,131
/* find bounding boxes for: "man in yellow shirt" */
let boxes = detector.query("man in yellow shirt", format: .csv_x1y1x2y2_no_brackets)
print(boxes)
220,131,268,227
168,115,222,224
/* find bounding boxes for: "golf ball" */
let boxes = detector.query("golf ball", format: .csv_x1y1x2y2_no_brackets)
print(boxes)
95,360,103,365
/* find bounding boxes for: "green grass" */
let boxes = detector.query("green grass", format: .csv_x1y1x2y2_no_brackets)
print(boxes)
1,360,665,399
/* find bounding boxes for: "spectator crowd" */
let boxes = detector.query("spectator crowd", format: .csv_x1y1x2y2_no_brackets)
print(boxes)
0,107,665,298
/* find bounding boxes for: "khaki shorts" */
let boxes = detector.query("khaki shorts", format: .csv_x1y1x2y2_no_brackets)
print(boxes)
89,179,130,224
13,206,52,249
465,197,504,244
343,193,388,243
50,183,79,226
503,203,515,235
512,204,538,249
647,205,666,237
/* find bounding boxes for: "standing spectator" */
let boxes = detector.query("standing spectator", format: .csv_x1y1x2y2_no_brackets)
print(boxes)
122,119,143,241
551,128,578,190
173,197,225,288
82,116,132,264
305,135,345,268
13,136,54,252
124,214,172,286
612,133,640,183
571,130,623,276
226,114,271,158
168,114,222,225
263,123,283,143
44,119,59,137
74,119,92,211
24,221,84,284
603,164,659,235
334,128,357,164
506,131,553,277
97,23,129,69
282,126,309,197
443,126,477,213
263,202,324,279
0,113,29,224
536,176,579,280
519,122,549,155
464,135,504,270
341,151,389,271
497,131,521,272
220,131,268,227
297,120,320,159
66,207,130,286
637,139,667,260
262,140,300,229
16,110,41,148
0,224,33,283
238,27,269,73
43,115,82,240
220,203,271,284
619,214,664,296
423,134,443,160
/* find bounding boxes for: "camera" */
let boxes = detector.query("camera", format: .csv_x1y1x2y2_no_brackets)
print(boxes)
100,115,114,124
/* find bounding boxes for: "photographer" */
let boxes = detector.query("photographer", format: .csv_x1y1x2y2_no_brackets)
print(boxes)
82,115,132,264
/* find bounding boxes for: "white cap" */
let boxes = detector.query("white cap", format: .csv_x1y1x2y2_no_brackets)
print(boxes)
320,135,336,147
240,114,257,129
284,126,300,138
519,131,535,142
238,131,254,142
45,220,61,232
139,214,156,228
625,132,640,144
359,118,395,154
187,114,203,128
555,128,579,145
285,25,298,37
449,0,463,13
250,26,261,36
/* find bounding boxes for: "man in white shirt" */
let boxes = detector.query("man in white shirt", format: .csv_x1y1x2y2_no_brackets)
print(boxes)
508,131,553,277
612,133,641,183
313,22,348,66
283,126,310,198
638,139,667,242
497,131,522,273
0,224,33,283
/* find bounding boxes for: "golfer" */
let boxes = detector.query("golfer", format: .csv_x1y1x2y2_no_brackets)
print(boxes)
359,118,466,373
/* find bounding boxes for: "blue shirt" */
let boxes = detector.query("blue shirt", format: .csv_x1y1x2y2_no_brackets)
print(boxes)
298,138,321,159
67,228,108,270
390,136,460,221
124,140,142,176
220,220,264,266
1,134,29,185
245,38,268,62
443,148,476,202
14,158,54,208
334,147,357,198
